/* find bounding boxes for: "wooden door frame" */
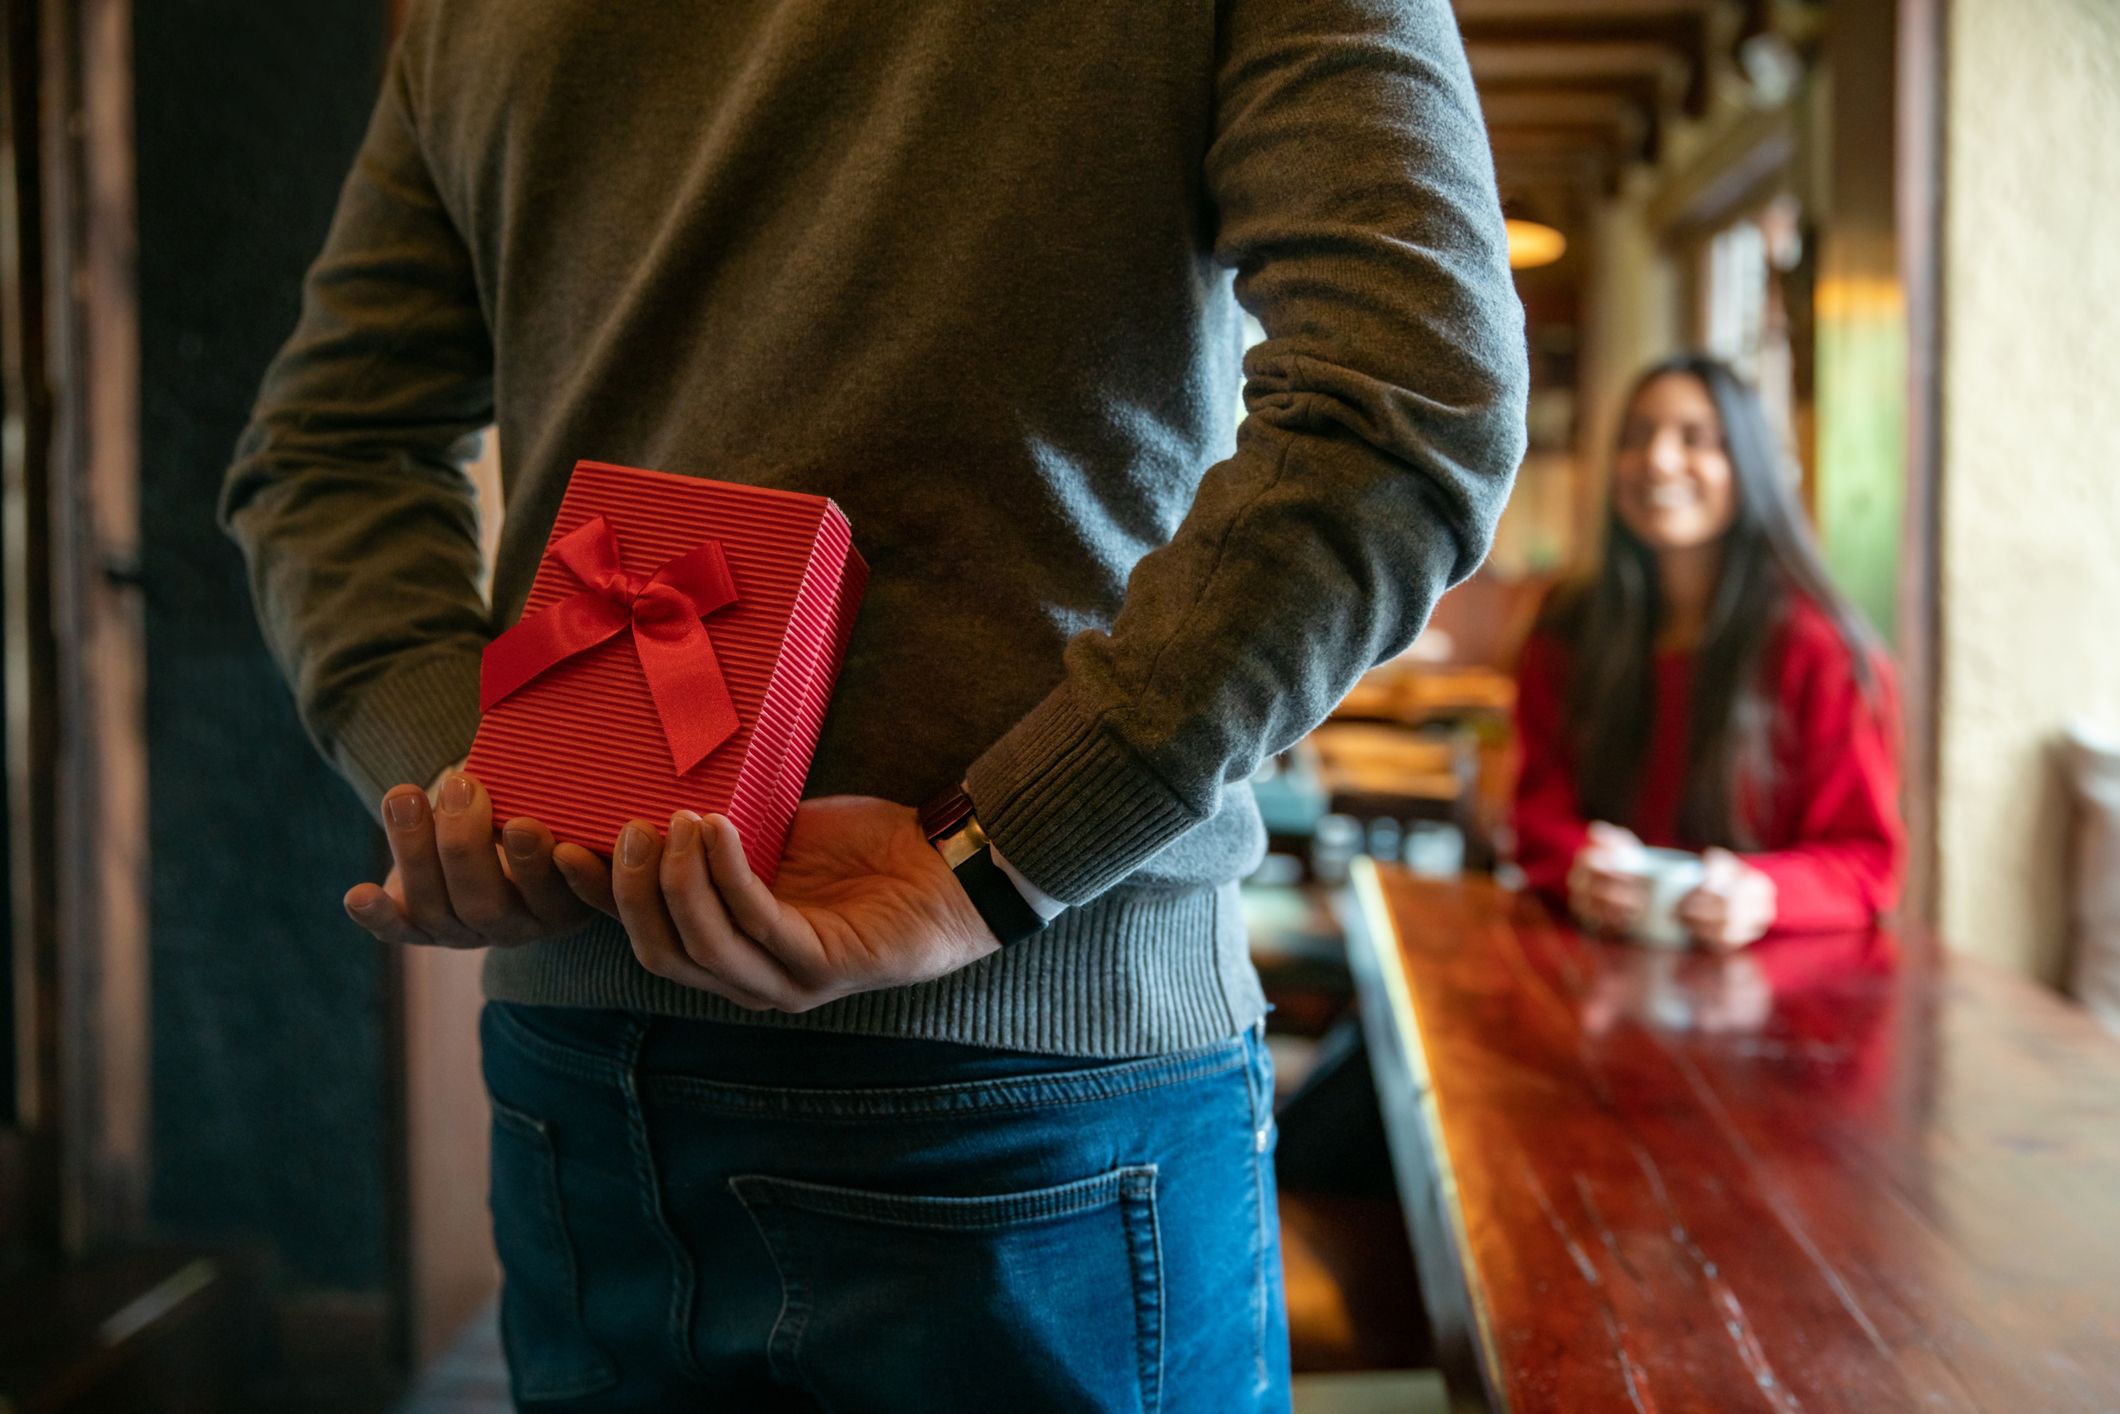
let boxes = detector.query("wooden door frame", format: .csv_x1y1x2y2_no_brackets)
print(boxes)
1895,0,1945,931
0,0,147,1262
0,0,63,1262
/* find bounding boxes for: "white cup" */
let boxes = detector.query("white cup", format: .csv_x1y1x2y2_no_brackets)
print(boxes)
1631,847,1705,949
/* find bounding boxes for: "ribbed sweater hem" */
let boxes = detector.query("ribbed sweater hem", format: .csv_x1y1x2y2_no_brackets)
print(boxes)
480,882,1266,1059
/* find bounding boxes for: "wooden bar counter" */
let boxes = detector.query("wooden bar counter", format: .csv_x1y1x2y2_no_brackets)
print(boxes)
1344,862,2120,1413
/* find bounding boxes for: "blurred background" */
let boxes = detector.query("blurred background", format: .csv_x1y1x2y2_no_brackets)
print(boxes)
0,0,2114,1410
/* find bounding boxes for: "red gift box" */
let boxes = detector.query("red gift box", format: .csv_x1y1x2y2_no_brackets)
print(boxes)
465,460,867,883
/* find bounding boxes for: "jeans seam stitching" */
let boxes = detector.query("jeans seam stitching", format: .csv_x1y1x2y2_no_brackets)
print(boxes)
732,1186,814,1392
731,1165,1153,1232
1129,1167,1165,1414
616,1016,707,1383
1249,1024,1275,1398
494,1104,618,1401
643,1043,1246,1118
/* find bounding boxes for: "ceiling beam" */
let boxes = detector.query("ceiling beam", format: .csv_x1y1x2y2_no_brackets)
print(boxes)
1478,89,1639,130
1453,0,1710,47
1467,0,1712,24
1488,129,1628,190
1455,0,1709,19
1464,40,1684,85
1640,105,1796,238
1478,84,1655,168
1487,128,1624,156
1457,3,1713,114
1492,156,1611,205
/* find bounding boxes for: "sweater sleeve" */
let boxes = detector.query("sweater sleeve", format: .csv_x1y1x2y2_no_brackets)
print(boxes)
1510,631,1589,905
218,53,495,815
1746,625,1904,934
965,0,1527,903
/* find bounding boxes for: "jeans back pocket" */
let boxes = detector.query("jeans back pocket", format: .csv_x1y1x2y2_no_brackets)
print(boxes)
732,1165,1163,1414
490,1098,621,1404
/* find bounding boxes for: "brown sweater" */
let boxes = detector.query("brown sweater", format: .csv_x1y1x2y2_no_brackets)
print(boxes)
221,0,1526,1056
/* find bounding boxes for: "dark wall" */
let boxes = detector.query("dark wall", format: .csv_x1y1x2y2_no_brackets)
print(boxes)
1,710,11,1127
135,2,391,1289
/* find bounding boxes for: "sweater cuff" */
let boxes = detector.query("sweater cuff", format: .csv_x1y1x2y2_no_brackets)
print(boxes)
330,650,485,817
964,681,1200,906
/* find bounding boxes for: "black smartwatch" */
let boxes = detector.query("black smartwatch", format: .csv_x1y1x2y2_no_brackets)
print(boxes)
918,784,1047,948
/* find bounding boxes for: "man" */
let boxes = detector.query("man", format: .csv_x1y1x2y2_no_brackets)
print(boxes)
222,0,1525,1406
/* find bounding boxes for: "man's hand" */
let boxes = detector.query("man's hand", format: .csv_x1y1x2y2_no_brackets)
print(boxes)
344,772,605,948
1676,847,1777,951
1568,821,1650,934
587,795,1002,1011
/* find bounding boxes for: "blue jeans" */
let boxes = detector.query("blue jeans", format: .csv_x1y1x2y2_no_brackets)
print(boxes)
481,1002,1291,1412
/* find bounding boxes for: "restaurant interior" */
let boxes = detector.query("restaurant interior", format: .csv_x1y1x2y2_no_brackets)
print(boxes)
2,0,2118,1411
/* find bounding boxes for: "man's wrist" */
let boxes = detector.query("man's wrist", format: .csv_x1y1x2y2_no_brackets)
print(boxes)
917,784,1060,946
987,842,1066,923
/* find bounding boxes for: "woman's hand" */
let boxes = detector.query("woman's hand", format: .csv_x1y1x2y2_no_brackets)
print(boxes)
1568,821,1649,934
344,772,602,948
559,796,1004,1011
1677,847,1777,950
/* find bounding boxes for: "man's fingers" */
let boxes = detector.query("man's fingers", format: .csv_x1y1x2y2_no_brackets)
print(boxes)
363,780,586,951
344,881,438,949
609,821,777,1009
381,785,477,944
500,818,587,931
696,818,836,1009
610,821,669,921
554,844,619,918
660,812,793,1007
432,773,537,939
701,815,791,944
609,821,686,969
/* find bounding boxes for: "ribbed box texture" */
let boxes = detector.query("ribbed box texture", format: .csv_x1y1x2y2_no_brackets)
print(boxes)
466,461,867,882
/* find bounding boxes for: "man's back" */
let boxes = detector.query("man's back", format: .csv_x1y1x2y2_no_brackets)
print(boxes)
224,0,1525,1055
416,0,1247,720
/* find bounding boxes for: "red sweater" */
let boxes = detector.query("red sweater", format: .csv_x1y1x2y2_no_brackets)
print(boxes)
1511,595,1903,933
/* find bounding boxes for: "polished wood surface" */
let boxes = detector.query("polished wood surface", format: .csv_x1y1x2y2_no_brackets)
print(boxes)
1347,865,2120,1413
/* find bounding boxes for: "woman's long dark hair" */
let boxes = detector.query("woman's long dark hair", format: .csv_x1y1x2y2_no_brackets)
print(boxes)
1547,354,1876,848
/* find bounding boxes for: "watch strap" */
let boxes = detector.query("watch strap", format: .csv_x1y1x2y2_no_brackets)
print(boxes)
918,784,1046,947
950,842,1047,948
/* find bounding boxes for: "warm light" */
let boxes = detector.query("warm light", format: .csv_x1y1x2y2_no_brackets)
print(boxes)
1506,219,1567,270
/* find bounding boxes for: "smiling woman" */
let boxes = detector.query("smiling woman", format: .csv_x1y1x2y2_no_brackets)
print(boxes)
1510,354,1905,952
1611,372,1739,567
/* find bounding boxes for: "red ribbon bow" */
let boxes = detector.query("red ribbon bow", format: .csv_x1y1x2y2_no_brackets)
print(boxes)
481,515,741,774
